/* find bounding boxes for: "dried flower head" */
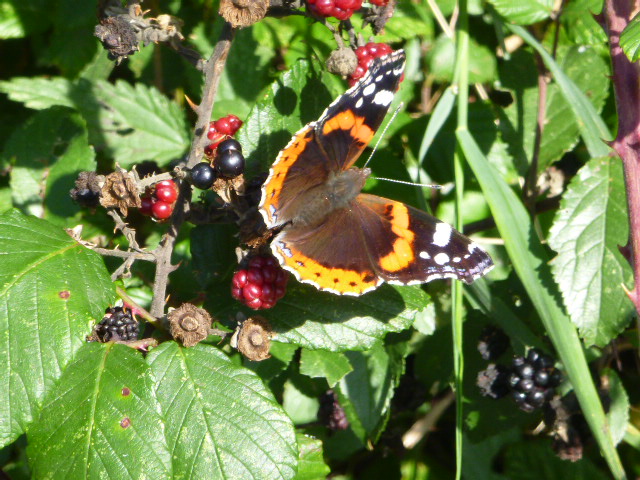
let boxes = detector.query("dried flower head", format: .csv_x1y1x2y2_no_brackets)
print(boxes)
168,303,213,347
100,170,141,216
219,0,268,28
230,315,272,361
326,47,358,77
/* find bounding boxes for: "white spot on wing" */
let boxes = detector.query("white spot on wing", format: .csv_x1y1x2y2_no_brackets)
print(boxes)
363,83,376,96
419,251,431,260
453,256,461,263
432,222,452,247
468,242,479,253
434,252,450,265
375,75,383,81
373,90,394,106
355,97,363,109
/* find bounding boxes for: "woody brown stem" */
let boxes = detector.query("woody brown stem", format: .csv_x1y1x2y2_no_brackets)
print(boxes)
149,22,236,318
603,0,640,314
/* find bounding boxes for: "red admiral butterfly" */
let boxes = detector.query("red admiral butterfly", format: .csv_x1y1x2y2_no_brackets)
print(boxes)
259,50,493,295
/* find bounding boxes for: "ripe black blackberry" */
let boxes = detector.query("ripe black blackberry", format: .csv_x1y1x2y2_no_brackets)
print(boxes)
96,306,139,342
509,348,562,412
477,325,510,360
190,163,217,190
216,149,245,178
318,390,349,431
477,363,512,399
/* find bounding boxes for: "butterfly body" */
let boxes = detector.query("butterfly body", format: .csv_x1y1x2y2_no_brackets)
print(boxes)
259,50,493,296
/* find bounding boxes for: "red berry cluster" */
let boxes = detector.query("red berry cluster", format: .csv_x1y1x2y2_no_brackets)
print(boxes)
231,256,288,310
349,42,394,86
205,114,243,157
307,0,362,20
140,180,178,220
369,0,389,5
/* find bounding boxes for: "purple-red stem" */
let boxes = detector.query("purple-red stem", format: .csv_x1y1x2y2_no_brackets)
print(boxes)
604,0,640,314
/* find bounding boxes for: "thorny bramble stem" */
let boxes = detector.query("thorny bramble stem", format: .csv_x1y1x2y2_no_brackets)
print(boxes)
149,22,236,318
603,0,640,315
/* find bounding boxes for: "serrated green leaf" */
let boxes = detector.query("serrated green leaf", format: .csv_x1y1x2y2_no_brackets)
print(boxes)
89,80,190,166
336,343,404,442
0,0,50,39
236,60,340,177
27,343,172,479
147,342,298,479
244,341,298,382
262,283,429,352
0,77,74,110
548,156,633,347
487,0,554,25
622,12,640,63
300,349,353,388
500,46,609,172
41,0,98,76
294,434,330,480
604,369,629,446
562,0,608,46
0,210,114,446
8,108,95,226
504,439,610,479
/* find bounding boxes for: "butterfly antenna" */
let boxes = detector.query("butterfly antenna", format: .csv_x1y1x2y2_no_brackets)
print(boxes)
363,102,404,169
373,177,442,189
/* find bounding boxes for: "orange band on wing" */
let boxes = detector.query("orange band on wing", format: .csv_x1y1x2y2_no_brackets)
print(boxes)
273,243,380,295
262,126,314,223
378,203,415,272
322,110,374,146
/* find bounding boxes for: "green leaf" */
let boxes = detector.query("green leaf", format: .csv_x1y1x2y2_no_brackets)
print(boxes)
294,434,330,480
427,34,497,84
487,0,554,25
147,342,298,479
88,80,190,166
27,343,172,479
336,343,404,442
504,439,610,479
41,0,98,76
0,210,114,446
190,224,237,289
300,349,353,388
3,108,88,217
499,46,609,172
605,369,630,446
548,156,633,347
562,0,608,46
621,12,640,62
283,380,320,425
237,59,340,177
262,283,429,352
0,1,26,39
0,77,75,110
509,25,612,158
244,341,298,382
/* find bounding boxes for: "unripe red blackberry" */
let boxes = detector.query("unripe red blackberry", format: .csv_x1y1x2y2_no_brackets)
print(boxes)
140,196,154,216
96,306,139,342
155,183,178,203
152,200,173,220
231,255,288,309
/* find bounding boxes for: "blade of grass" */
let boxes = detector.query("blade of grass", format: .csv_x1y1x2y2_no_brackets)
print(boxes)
457,130,625,479
508,24,612,157
453,2,470,478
